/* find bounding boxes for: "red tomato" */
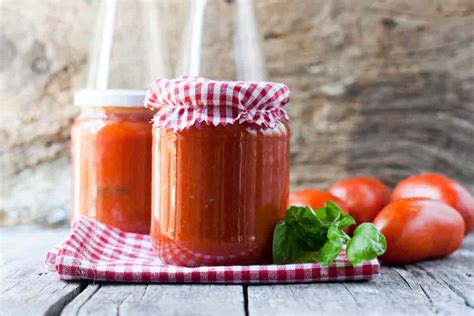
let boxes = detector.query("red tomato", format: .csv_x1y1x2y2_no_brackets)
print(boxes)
391,173,474,234
289,189,349,213
373,198,465,264
328,176,390,224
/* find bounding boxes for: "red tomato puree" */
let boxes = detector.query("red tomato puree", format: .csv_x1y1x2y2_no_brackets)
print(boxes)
151,121,290,266
71,107,153,234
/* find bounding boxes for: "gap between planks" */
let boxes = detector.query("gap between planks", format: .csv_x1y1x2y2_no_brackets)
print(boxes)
1,228,473,315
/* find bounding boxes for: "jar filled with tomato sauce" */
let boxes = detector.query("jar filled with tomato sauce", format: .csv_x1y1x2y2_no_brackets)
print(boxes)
71,90,153,234
145,77,290,266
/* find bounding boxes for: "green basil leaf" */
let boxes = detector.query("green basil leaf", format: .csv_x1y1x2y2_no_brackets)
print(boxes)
314,224,344,265
272,221,296,263
272,202,359,265
314,201,341,223
272,220,317,264
285,206,328,250
336,213,356,230
346,223,387,266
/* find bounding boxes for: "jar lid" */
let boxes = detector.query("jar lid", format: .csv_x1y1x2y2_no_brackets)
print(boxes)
144,76,290,130
74,89,146,107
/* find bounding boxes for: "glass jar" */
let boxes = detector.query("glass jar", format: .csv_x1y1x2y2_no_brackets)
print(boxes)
71,90,153,234
146,77,291,266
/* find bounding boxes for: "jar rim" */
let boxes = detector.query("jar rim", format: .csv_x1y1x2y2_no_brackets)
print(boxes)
74,89,146,107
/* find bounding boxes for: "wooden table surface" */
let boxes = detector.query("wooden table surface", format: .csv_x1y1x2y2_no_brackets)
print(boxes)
1,227,473,316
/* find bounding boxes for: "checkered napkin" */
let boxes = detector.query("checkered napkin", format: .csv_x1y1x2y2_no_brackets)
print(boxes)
144,76,290,130
45,217,380,284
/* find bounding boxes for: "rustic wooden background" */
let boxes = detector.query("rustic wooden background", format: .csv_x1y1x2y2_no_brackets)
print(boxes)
1,0,473,226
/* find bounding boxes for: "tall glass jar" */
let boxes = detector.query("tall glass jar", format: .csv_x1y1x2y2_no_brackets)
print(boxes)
146,77,291,266
71,90,153,234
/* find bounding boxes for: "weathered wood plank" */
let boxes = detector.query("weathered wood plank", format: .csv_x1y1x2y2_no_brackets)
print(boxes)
0,271,85,316
413,254,474,309
1,227,473,315
413,235,474,309
0,227,86,316
247,268,434,316
248,282,362,315
247,234,474,316
62,284,245,316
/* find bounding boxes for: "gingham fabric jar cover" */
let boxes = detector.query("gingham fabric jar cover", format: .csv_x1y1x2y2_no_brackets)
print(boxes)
144,76,290,130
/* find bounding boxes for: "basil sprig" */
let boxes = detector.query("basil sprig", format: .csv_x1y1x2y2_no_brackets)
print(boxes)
272,201,386,266
346,223,387,266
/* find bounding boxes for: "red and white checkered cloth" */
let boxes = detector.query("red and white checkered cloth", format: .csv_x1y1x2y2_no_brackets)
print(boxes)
144,76,290,130
45,217,380,284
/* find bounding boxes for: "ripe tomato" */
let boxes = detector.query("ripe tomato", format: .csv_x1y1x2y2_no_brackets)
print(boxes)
391,173,474,234
289,189,349,213
373,198,465,264
328,176,390,224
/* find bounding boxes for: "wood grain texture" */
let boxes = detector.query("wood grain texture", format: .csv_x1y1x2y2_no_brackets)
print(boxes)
247,235,474,316
62,284,245,316
0,271,85,316
0,226,473,316
255,0,474,191
0,227,85,316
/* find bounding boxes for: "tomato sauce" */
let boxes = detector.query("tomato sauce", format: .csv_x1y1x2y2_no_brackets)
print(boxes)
151,121,290,266
71,106,153,234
